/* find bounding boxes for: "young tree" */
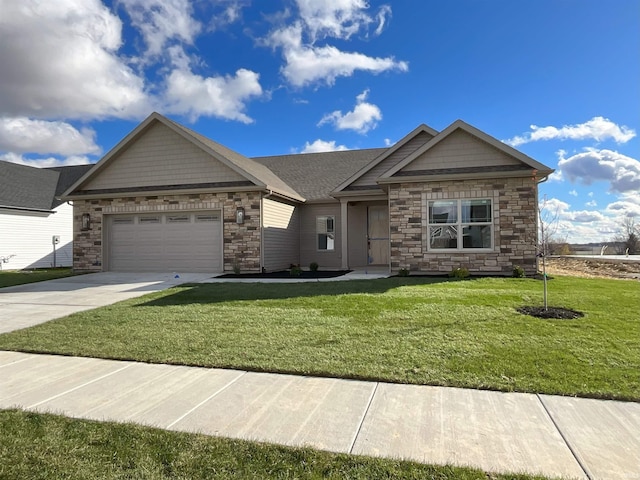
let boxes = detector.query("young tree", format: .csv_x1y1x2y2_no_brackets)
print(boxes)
614,216,640,255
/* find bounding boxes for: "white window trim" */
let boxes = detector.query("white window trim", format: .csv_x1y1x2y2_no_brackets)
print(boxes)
427,198,493,252
316,215,336,252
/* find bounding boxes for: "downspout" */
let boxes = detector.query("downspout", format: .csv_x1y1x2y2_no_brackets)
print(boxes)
260,190,273,273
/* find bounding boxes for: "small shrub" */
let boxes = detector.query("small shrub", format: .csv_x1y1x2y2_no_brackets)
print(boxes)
232,263,241,274
398,268,410,277
512,265,526,278
448,267,470,279
309,262,319,272
290,265,302,277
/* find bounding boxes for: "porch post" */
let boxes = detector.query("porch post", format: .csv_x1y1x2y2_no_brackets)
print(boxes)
340,198,349,269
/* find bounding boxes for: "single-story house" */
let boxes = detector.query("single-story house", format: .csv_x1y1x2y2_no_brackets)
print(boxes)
0,161,92,270
61,112,553,275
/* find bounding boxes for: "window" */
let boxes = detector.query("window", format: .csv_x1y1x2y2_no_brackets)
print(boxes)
317,215,335,251
112,216,134,225
428,199,492,250
195,214,220,222
139,215,160,224
167,215,190,223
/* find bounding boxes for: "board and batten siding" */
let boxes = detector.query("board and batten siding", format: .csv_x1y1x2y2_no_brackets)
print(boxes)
83,122,246,191
299,203,342,269
0,203,73,270
262,197,299,271
349,131,433,189
401,129,521,172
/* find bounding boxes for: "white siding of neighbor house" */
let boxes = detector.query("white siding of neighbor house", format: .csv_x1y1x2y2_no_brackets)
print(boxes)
83,122,246,191
400,129,521,172
262,197,299,271
350,131,433,188
299,203,342,269
0,203,73,270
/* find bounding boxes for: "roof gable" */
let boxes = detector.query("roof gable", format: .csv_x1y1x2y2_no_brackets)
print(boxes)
64,113,303,201
332,124,438,195
380,120,554,180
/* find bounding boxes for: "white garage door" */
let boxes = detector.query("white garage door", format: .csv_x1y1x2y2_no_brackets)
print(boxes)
107,211,222,272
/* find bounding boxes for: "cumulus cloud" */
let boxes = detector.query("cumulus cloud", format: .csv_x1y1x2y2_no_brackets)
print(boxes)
557,148,640,193
506,117,636,147
164,68,262,123
119,0,201,58
301,139,348,153
0,0,149,120
318,89,382,133
564,210,607,223
0,152,92,168
0,118,101,156
265,2,407,87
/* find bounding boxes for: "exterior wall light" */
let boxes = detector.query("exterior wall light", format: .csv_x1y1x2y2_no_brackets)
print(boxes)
236,207,245,224
81,213,91,231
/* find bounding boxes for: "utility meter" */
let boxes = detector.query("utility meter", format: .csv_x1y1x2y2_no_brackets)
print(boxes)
52,235,60,245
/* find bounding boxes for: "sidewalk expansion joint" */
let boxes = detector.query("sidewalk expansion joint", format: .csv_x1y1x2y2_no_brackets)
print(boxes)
166,370,248,429
348,382,379,454
536,393,592,480
28,362,135,409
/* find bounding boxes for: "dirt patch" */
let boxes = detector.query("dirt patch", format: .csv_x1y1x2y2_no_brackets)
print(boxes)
517,306,584,319
544,257,640,280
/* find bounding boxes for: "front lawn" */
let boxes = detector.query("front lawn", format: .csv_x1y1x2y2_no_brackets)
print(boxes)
0,410,545,480
0,268,73,288
0,276,637,400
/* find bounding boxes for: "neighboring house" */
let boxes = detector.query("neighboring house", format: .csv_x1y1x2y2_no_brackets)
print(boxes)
0,161,93,270
62,112,553,275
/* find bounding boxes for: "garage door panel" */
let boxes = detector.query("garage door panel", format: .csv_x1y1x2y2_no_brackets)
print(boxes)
108,212,222,272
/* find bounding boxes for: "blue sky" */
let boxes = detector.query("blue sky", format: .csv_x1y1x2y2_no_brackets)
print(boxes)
1,0,638,243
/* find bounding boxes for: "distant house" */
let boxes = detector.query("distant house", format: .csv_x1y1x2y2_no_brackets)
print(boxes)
62,112,554,275
0,161,92,270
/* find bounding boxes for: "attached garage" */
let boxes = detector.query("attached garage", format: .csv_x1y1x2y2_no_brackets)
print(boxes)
106,211,222,272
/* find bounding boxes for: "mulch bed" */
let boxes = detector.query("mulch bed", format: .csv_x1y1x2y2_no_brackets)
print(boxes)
218,270,352,279
517,306,584,319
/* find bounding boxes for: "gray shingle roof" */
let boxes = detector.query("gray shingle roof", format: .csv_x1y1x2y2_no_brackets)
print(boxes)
253,148,387,201
0,160,92,211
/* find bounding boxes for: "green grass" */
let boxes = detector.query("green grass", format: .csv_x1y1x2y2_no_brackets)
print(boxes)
0,409,548,479
0,268,73,288
0,276,638,400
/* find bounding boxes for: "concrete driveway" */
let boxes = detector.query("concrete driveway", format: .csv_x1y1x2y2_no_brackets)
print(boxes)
0,272,214,334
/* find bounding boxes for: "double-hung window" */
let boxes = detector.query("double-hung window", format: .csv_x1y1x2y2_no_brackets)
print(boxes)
428,199,492,250
317,215,335,251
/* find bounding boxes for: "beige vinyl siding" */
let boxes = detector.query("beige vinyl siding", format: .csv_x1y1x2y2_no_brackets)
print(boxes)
299,203,342,269
0,203,73,270
401,130,521,172
350,131,433,188
84,123,246,191
262,197,299,271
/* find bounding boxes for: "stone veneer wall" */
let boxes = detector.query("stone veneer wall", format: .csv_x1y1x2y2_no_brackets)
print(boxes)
389,177,538,275
73,192,261,272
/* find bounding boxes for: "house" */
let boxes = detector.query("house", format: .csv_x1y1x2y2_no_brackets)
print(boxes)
0,161,92,270
61,112,553,275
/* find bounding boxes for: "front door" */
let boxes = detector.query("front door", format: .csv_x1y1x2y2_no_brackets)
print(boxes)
367,205,389,265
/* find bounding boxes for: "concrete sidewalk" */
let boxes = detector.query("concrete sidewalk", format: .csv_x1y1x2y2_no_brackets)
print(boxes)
1,351,638,479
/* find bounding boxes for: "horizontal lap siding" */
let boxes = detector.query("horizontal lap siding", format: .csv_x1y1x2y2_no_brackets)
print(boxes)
0,203,73,270
402,130,521,172
262,198,299,271
84,123,245,190
299,203,342,269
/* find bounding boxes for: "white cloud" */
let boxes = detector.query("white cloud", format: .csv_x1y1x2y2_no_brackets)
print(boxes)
163,68,262,123
295,0,389,41
506,117,636,147
0,118,101,156
384,138,392,146
301,139,348,153
585,200,597,207
318,89,382,133
0,152,92,168
564,210,606,223
265,2,407,87
0,0,149,120
569,189,578,196
558,148,640,193
119,0,201,58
